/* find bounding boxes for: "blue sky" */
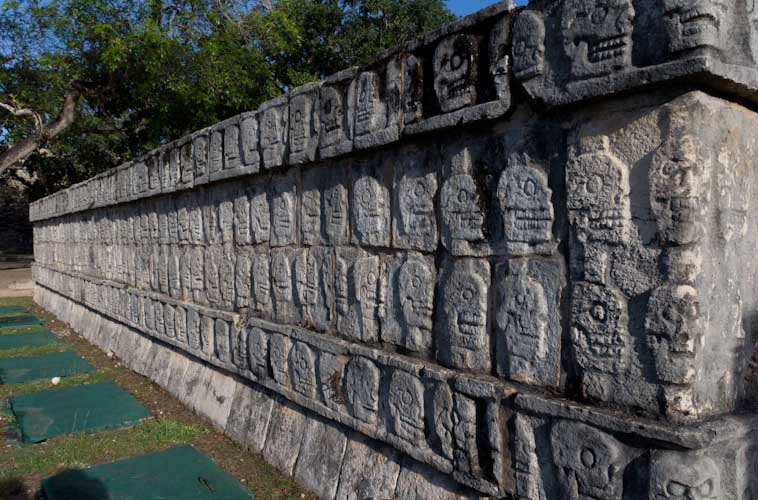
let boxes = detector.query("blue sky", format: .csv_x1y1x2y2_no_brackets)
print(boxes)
447,0,527,16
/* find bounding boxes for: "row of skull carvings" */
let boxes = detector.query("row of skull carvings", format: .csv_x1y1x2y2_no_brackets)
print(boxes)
32,150,557,258
33,242,563,389
33,264,508,495
35,264,752,500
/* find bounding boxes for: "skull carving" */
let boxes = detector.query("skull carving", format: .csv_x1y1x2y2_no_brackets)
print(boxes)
324,183,348,244
268,333,291,385
571,282,629,376
441,174,485,244
354,256,381,323
403,54,424,124
345,357,380,423
498,159,554,245
355,71,385,136
240,115,258,166
354,175,388,245
289,341,316,398
442,261,489,371
497,260,549,383
335,255,350,316
261,107,282,147
513,11,546,81
290,94,309,153
663,0,732,56
388,371,425,444
646,284,702,385
209,129,223,173
250,190,270,244
398,258,434,344
271,251,292,303
650,451,720,500
247,326,269,378
295,251,319,308
551,421,628,500
561,0,635,79
224,124,241,170
252,253,271,308
320,86,345,146
650,135,708,245
434,34,478,113
432,384,455,460
398,173,437,246
567,146,631,244
272,188,295,244
301,189,321,242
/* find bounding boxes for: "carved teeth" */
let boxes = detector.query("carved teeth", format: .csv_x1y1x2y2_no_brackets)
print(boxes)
587,35,628,64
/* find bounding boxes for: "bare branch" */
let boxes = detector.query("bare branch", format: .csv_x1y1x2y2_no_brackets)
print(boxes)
0,98,45,137
0,86,82,177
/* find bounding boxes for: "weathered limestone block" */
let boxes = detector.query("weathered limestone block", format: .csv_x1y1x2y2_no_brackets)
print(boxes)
320,69,356,159
259,96,288,169
289,83,320,165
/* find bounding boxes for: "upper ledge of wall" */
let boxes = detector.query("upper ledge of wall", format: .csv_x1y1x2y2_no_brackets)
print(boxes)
29,0,758,222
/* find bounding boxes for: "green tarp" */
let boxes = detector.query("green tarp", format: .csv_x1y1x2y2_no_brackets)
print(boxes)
0,351,93,384
0,315,42,329
40,445,254,499
0,306,28,315
8,381,152,444
0,331,62,350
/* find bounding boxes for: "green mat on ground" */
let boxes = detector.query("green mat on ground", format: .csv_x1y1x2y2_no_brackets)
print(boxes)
0,315,42,329
8,381,152,444
0,331,62,350
40,445,254,499
0,351,93,384
0,306,28,315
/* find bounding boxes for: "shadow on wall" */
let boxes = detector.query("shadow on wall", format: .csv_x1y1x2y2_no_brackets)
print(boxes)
0,180,32,255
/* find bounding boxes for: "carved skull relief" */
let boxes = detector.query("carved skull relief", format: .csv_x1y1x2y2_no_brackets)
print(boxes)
247,326,268,378
271,251,292,303
571,282,629,376
432,384,455,460
398,258,434,341
240,115,259,166
268,333,291,386
261,107,282,148
389,371,425,444
335,255,350,317
324,183,348,243
441,174,485,243
650,135,708,245
295,251,319,308
650,451,721,500
345,357,380,424
443,261,489,371
209,130,223,173
354,256,382,324
567,146,631,244
513,11,546,81
301,189,321,243
498,159,554,245
252,253,271,309
272,188,295,244
403,54,424,124
224,124,241,170
321,86,345,146
434,34,478,113
290,94,309,153
497,260,549,382
355,71,384,136
250,190,270,244
398,173,437,245
561,0,635,79
354,174,389,245
290,341,316,398
551,421,627,500
646,284,703,385
663,0,732,56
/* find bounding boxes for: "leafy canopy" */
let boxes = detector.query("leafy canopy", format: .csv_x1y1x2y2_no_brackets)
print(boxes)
0,0,454,198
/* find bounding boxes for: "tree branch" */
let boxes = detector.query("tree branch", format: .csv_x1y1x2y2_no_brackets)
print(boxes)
0,86,82,177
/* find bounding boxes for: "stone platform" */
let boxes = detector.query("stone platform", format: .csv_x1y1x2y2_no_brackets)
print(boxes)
28,1,758,498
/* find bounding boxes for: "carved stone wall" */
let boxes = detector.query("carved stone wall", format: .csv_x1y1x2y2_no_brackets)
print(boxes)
28,1,758,498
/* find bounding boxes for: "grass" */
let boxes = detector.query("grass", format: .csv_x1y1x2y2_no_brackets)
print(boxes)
0,344,69,359
0,295,317,500
0,326,48,335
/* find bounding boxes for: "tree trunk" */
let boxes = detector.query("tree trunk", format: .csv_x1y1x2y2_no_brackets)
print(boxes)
0,89,81,177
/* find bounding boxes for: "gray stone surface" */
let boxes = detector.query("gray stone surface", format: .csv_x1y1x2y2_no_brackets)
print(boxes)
30,3,758,499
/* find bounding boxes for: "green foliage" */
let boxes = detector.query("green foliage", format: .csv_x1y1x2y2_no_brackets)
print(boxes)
0,0,455,199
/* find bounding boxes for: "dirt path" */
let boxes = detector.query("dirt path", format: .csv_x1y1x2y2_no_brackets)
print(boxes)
0,267,33,297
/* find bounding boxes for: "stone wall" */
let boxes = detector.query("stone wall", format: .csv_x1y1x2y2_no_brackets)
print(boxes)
28,1,758,498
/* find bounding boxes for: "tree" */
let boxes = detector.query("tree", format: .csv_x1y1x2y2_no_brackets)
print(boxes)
0,0,455,199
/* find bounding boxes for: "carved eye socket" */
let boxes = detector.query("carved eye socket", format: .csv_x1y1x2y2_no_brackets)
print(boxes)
295,110,302,122
324,99,333,114
457,188,470,203
413,181,427,197
514,40,527,56
585,175,604,195
451,53,463,71
522,178,538,197
462,286,475,301
401,389,413,405
412,275,422,288
366,272,377,285
695,479,714,497
580,448,596,468
590,303,607,322
666,481,689,497
591,3,609,24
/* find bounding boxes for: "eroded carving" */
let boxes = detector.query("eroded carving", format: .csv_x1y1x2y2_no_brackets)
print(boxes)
271,180,297,247
395,163,438,251
290,341,317,398
269,333,291,386
345,356,380,424
247,326,269,378
441,174,485,251
513,11,546,82
353,172,390,247
663,0,732,56
224,123,241,170
650,451,721,500
388,371,425,444
434,35,478,112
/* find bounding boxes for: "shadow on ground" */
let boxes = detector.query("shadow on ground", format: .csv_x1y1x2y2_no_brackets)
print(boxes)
34,469,110,500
